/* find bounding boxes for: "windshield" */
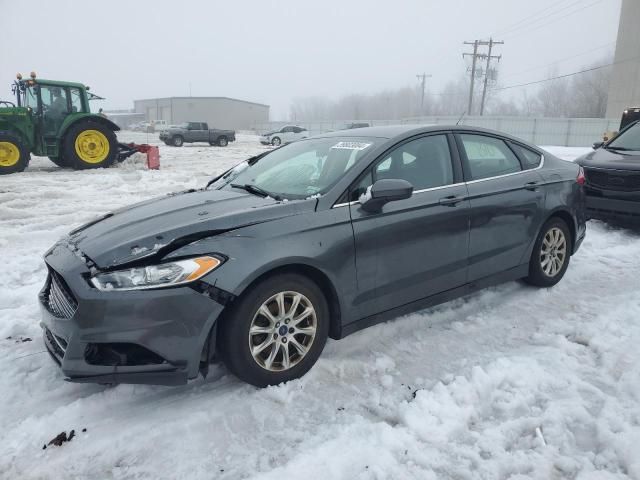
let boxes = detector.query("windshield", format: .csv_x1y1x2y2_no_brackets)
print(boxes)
211,137,379,199
608,122,640,151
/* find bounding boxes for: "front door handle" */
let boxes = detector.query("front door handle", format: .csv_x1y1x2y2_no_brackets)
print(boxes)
439,195,465,206
524,181,540,191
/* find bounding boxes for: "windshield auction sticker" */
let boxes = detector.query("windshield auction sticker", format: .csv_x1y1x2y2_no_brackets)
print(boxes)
331,142,372,150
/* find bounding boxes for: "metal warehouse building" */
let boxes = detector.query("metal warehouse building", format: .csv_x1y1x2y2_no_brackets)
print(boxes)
133,97,270,130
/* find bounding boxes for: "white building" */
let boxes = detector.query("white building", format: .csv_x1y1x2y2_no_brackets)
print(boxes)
133,97,270,130
606,0,640,117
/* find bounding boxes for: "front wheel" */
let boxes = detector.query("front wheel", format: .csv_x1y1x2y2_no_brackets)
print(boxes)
63,121,118,170
217,136,228,147
271,137,281,147
524,217,572,287
218,274,329,387
0,133,30,175
172,136,184,147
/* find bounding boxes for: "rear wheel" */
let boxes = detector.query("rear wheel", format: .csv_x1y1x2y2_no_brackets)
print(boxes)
63,121,118,170
217,136,228,147
524,217,572,287
218,273,329,387
0,133,29,175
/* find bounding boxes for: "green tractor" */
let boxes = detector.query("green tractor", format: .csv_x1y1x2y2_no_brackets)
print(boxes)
0,72,132,175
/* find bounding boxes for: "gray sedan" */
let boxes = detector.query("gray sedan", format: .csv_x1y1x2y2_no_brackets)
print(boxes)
39,125,586,387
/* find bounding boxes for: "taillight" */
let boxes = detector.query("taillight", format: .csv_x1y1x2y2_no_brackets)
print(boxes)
576,166,586,186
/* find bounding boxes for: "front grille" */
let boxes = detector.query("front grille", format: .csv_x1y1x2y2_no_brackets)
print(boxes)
43,269,78,319
585,168,640,191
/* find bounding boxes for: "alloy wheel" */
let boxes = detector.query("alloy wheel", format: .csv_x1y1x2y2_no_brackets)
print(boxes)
540,227,566,277
248,291,317,371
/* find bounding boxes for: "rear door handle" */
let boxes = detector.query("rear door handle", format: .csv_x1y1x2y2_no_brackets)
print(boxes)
524,181,540,191
438,195,466,206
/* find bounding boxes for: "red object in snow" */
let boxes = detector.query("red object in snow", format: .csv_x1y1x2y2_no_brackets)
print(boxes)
119,143,160,170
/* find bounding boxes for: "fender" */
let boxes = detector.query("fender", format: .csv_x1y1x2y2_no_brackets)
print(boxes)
60,113,121,138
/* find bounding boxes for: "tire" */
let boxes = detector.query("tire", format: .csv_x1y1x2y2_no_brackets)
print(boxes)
217,136,228,147
524,217,572,287
218,273,329,387
0,132,30,175
271,137,281,147
48,156,69,168
62,121,118,170
172,136,184,147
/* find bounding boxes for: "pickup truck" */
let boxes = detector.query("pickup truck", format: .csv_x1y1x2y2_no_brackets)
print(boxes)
159,122,236,147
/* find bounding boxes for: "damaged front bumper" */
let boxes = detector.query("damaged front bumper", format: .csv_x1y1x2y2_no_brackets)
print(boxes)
39,242,227,386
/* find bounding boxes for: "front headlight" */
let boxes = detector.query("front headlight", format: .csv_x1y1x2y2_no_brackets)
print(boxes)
90,256,222,291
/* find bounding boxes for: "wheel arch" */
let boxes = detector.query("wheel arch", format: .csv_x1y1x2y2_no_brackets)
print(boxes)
227,262,343,340
0,128,29,146
60,114,120,138
546,209,577,255
520,207,578,266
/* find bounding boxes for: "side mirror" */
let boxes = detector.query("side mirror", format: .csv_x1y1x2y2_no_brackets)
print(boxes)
360,179,413,213
592,141,604,149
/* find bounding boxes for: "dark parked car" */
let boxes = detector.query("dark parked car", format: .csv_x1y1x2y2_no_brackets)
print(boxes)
578,120,640,223
159,122,235,147
40,126,586,387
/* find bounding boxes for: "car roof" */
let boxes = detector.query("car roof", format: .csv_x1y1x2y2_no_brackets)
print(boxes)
311,124,534,144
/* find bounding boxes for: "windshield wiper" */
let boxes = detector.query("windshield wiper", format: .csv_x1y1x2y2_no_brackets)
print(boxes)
605,145,634,151
231,183,281,200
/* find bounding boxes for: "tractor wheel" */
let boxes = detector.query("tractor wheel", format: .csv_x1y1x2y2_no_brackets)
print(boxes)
63,121,118,170
48,156,69,168
0,133,30,175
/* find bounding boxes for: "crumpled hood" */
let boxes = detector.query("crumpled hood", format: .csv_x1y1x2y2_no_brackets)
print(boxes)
576,147,640,171
66,189,314,269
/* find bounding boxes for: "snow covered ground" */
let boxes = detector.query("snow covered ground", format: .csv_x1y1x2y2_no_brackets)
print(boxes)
1,135,639,479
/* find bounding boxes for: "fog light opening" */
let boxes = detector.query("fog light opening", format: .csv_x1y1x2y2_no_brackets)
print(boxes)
84,343,166,366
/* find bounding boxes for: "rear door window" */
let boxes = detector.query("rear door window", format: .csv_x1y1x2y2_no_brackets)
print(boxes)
459,134,522,180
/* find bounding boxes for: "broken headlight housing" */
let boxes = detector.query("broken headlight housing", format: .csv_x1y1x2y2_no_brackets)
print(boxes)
91,256,222,291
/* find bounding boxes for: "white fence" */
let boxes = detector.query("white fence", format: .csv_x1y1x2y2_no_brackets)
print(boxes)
251,116,621,147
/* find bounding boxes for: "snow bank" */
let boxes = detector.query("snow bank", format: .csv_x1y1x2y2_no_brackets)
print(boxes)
1,143,639,479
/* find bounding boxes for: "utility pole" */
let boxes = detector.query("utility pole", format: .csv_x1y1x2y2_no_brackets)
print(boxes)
480,38,503,116
416,73,432,115
463,39,503,116
463,40,479,115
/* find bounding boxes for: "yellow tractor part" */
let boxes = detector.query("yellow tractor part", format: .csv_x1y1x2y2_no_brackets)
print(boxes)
0,141,20,167
74,129,110,164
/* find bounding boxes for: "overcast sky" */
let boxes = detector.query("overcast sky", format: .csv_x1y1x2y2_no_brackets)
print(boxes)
0,0,622,119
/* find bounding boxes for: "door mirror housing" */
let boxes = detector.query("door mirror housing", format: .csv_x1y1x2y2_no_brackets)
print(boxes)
360,179,413,212
592,141,604,149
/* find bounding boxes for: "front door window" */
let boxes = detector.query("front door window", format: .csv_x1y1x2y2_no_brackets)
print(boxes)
40,86,70,135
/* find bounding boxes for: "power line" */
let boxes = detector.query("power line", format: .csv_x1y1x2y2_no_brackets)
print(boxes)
498,41,615,81
490,57,626,93
501,0,604,40
492,0,583,38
